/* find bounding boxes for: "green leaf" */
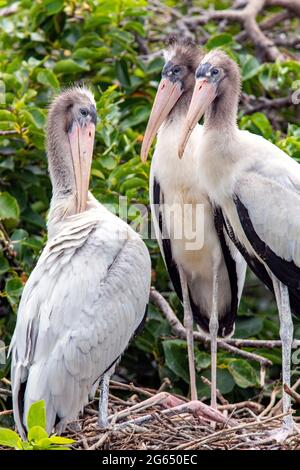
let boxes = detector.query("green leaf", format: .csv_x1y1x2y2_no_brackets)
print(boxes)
35,438,52,449
206,33,233,50
0,255,9,275
22,108,45,129
240,113,274,140
54,60,90,74
234,316,264,338
0,428,21,449
27,400,47,431
0,192,20,222
197,368,235,396
37,69,59,89
49,436,75,445
120,177,148,192
116,59,131,88
5,277,23,308
0,110,15,122
227,359,258,388
44,0,64,15
91,168,105,180
241,54,261,81
28,425,48,442
195,351,211,370
162,339,190,383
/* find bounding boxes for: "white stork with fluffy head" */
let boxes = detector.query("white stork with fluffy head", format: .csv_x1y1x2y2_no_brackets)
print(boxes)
10,87,151,437
179,49,300,440
141,38,246,408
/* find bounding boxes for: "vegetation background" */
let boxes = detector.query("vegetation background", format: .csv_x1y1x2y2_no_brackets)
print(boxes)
0,0,300,430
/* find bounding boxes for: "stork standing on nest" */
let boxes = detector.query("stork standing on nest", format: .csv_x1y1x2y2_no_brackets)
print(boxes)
141,38,246,408
10,87,151,437
179,49,300,441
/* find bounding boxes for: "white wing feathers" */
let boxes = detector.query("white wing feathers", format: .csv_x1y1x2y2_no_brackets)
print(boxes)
10,207,151,436
236,135,300,266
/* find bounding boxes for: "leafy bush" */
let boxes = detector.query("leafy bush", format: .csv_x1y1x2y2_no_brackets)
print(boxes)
0,400,74,449
0,0,300,425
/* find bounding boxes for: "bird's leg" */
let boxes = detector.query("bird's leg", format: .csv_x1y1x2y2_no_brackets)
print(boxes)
209,270,219,410
270,274,294,441
98,373,110,428
178,266,197,401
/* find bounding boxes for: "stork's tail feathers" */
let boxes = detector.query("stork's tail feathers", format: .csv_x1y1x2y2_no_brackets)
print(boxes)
11,363,27,440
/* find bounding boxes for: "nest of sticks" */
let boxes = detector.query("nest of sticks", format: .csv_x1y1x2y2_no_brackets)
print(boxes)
1,378,300,450
64,380,300,451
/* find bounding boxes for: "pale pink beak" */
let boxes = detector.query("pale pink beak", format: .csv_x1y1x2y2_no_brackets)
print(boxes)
178,78,216,159
141,78,183,162
68,121,95,213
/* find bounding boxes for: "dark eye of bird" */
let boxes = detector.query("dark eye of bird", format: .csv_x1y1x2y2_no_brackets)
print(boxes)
173,66,181,75
80,108,89,117
211,68,219,76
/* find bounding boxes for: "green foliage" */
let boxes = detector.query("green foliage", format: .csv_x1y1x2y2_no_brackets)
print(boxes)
0,400,74,449
0,0,300,423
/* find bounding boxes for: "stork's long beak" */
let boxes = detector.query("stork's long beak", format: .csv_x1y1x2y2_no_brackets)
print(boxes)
178,79,216,159
68,121,95,213
141,78,183,162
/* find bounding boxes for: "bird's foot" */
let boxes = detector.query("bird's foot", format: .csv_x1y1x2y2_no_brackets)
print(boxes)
98,416,109,429
157,391,185,408
164,399,230,426
267,417,298,444
108,391,184,427
112,395,230,431
66,420,82,433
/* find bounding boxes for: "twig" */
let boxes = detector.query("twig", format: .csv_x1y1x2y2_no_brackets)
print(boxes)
201,376,229,405
0,409,13,416
218,400,264,413
87,432,110,450
109,380,155,398
259,387,279,417
284,383,300,404
150,288,272,367
242,96,293,115
270,378,300,416
0,388,12,397
174,411,291,450
0,128,26,136
225,338,300,349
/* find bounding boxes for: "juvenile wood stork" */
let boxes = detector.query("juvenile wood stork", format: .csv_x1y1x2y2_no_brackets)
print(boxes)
141,38,246,408
9,87,151,437
179,49,300,440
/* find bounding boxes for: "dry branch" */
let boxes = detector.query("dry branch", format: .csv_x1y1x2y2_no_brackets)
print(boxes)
0,128,26,136
270,378,300,416
183,0,300,61
150,288,272,367
284,384,300,404
242,96,293,115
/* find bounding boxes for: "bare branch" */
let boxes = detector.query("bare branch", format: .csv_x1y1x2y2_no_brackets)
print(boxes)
150,287,272,367
0,128,26,137
284,383,300,404
241,96,293,115
183,0,293,61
